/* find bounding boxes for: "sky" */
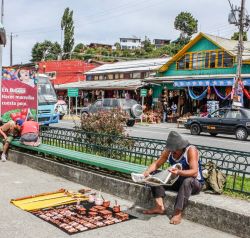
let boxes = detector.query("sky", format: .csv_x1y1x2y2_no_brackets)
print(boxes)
2,0,250,65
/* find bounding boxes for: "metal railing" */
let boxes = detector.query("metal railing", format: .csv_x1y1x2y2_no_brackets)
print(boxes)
40,126,250,195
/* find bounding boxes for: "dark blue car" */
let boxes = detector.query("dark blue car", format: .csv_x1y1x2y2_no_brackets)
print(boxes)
184,107,250,140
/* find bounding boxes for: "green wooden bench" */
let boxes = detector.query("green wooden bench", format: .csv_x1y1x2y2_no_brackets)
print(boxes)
10,140,147,175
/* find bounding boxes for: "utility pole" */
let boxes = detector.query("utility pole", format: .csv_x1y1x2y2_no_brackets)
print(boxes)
10,32,17,66
0,0,4,116
228,0,250,106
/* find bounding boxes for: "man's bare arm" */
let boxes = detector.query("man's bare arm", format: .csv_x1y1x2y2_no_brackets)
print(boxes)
143,149,170,177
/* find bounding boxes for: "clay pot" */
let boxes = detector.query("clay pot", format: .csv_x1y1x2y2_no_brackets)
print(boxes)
113,205,120,213
95,197,103,206
102,200,110,208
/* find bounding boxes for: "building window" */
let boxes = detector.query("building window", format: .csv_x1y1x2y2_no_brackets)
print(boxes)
177,50,234,70
177,56,185,70
46,71,56,80
210,51,216,68
224,52,234,67
99,75,103,80
115,74,119,79
108,74,114,80
185,54,191,69
218,51,223,67
192,53,198,69
94,75,99,80
120,73,124,79
129,72,141,79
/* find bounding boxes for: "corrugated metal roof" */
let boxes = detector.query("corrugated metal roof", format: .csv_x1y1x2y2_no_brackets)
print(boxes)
85,58,170,75
203,33,250,60
55,79,145,90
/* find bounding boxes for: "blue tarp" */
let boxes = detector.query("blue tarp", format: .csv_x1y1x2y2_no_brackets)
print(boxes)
173,78,250,87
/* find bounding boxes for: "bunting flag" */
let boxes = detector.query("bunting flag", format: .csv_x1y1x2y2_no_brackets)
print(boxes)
188,87,208,100
243,88,250,99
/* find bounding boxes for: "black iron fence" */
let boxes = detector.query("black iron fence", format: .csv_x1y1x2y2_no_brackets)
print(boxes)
40,126,250,195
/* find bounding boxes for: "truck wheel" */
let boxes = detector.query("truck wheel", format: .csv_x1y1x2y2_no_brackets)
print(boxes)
126,120,135,127
235,127,248,140
190,123,201,135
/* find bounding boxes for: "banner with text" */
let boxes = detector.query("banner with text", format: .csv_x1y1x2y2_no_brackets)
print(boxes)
1,68,38,122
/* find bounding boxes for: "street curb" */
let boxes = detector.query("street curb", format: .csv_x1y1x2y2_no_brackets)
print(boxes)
9,150,250,238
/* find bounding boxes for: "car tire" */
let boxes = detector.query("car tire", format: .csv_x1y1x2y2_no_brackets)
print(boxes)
235,127,248,141
190,123,201,135
209,133,217,136
126,120,135,127
131,104,143,118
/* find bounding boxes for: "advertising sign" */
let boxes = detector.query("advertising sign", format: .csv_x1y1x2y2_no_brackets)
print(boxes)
1,68,38,122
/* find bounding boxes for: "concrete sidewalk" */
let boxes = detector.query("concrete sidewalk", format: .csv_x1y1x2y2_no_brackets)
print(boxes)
0,161,238,238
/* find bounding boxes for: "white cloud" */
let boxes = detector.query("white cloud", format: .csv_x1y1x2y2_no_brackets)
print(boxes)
2,0,249,65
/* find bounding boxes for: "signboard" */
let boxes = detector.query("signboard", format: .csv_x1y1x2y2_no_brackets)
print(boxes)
1,68,38,122
67,88,79,97
140,89,147,97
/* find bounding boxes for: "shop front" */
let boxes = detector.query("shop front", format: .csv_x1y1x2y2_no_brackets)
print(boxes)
145,32,250,123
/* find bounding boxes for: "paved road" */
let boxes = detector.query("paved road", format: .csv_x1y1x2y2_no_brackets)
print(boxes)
54,120,250,152
0,161,238,238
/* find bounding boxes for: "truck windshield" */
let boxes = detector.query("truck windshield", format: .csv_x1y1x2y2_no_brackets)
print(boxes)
38,76,57,105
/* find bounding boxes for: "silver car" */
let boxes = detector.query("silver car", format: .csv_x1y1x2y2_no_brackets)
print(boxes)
81,98,143,127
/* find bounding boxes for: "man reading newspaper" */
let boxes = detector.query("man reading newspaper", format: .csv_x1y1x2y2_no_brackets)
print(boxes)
142,131,204,225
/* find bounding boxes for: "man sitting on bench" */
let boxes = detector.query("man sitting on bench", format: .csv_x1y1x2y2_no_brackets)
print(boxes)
143,131,204,225
20,116,40,146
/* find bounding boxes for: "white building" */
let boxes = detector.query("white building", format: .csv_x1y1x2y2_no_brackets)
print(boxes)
119,37,141,50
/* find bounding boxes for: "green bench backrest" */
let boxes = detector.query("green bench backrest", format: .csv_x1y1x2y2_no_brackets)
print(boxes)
11,140,147,175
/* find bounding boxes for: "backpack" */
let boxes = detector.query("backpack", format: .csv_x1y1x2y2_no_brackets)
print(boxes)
202,161,226,194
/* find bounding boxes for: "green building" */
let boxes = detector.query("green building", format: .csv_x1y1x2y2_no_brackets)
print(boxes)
146,32,250,116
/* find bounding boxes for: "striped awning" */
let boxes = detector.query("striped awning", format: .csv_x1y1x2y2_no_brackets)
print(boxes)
174,78,250,87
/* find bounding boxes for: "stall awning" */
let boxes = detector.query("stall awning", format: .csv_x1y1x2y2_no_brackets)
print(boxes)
174,78,250,87
55,79,146,90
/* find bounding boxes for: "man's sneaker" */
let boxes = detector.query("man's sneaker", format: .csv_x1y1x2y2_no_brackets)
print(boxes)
1,153,7,162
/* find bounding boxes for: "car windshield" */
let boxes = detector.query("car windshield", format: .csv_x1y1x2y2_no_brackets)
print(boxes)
119,99,137,107
38,76,57,105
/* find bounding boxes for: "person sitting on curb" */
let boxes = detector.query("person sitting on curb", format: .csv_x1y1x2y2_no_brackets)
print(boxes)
143,131,204,225
0,119,23,162
20,116,40,146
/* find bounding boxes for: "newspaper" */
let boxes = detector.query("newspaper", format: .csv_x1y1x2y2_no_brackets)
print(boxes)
131,163,182,186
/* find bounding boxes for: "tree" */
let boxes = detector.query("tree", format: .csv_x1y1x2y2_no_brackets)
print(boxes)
142,36,153,53
231,32,248,41
114,42,121,50
174,12,198,39
31,40,61,62
61,7,75,59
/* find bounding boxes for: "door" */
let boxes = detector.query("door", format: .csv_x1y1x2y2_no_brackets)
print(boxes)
203,109,227,133
220,109,242,134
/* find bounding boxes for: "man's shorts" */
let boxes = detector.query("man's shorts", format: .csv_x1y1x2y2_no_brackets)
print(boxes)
0,136,14,151
20,133,38,143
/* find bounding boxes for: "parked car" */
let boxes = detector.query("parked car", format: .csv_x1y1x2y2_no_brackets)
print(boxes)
184,107,250,140
80,98,143,127
55,100,68,120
